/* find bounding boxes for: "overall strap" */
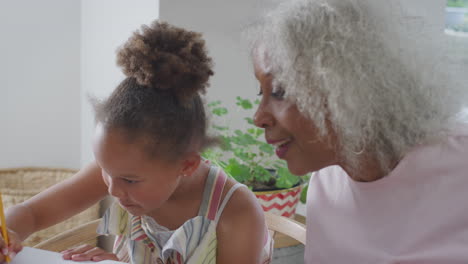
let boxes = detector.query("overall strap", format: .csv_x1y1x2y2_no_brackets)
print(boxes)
214,183,245,223
198,165,228,220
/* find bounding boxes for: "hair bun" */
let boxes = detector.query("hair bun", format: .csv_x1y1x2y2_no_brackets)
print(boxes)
116,21,214,101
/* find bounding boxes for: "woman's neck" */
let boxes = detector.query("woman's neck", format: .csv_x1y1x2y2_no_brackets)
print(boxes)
339,153,396,182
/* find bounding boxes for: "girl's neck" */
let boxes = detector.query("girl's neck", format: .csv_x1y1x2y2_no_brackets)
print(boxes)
170,160,211,201
145,161,210,227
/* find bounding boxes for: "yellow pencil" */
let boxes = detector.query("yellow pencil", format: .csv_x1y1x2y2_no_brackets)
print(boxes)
0,192,10,263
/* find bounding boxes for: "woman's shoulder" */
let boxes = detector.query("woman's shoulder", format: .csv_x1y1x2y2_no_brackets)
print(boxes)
413,123,468,159
391,123,468,179
310,165,348,183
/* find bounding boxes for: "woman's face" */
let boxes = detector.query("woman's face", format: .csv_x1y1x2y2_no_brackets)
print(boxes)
93,123,183,217
253,58,337,175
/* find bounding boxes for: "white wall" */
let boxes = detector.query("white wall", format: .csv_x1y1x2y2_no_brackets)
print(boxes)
160,0,278,131
0,0,159,169
0,0,81,169
80,0,159,165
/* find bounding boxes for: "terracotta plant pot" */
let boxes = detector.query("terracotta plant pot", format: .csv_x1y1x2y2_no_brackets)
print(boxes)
253,184,303,218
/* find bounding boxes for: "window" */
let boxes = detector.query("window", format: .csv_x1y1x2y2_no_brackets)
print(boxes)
445,0,468,35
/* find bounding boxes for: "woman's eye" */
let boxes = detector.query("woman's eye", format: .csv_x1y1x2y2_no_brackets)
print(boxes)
271,88,285,99
257,87,263,96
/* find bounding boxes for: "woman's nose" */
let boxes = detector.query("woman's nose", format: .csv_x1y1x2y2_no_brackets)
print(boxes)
254,104,273,128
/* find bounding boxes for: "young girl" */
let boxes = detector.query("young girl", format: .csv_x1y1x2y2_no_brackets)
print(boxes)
2,21,272,264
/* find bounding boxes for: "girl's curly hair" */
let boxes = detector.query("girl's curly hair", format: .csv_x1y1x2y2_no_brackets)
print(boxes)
117,21,213,102
93,21,216,160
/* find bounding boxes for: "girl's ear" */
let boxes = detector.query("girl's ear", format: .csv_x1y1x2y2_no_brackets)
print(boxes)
180,153,201,177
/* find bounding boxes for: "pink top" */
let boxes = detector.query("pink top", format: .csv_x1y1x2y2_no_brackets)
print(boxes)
305,127,468,263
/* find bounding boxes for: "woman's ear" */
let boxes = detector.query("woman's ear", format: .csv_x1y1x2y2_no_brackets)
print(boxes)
180,153,201,177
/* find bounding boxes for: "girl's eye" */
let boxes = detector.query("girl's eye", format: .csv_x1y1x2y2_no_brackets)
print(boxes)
123,178,138,184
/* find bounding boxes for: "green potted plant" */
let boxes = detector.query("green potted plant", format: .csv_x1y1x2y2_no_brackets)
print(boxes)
203,97,308,218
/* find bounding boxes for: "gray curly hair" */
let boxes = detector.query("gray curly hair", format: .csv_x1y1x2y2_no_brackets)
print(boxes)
247,0,466,174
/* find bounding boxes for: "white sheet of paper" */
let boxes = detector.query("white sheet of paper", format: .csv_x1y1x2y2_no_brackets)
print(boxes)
11,247,126,264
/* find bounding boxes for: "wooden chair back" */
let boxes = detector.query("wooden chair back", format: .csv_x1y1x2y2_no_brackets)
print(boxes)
265,212,306,245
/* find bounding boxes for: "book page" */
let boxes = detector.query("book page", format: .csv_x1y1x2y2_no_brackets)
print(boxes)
11,247,126,264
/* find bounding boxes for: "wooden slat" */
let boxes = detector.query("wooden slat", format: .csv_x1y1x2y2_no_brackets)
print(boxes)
265,212,306,246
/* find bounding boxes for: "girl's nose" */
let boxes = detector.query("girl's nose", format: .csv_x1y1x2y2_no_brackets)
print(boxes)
107,179,125,199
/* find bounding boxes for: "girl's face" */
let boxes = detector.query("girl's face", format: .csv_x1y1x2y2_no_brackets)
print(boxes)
253,57,337,175
93,123,183,217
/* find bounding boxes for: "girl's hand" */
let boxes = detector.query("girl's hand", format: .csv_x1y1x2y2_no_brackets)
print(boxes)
61,244,119,262
0,228,23,263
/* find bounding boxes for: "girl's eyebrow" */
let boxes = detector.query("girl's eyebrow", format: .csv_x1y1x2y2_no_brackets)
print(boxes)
102,168,140,179
105,171,141,179
119,174,141,179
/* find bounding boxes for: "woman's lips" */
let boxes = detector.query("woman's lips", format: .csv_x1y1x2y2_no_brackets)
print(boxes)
275,141,291,159
267,137,292,159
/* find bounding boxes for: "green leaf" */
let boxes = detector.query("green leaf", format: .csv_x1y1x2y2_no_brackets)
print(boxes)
300,185,308,204
207,100,221,107
234,130,244,136
212,125,229,131
219,136,233,151
275,167,301,189
245,117,254,125
246,128,263,137
233,149,251,162
224,158,251,183
253,167,273,183
236,97,253,110
231,131,257,146
212,107,228,116
253,128,264,138
247,128,257,135
201,148,224,162
259,143,274,155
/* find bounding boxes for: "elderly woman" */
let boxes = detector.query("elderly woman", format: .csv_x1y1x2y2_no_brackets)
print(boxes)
249,0,468,263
